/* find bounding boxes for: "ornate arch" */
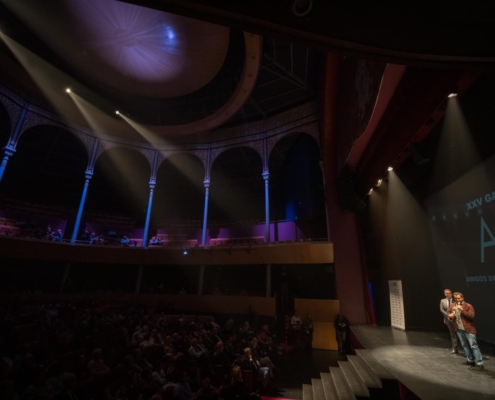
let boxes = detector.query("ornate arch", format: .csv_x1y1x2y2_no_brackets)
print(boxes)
0,94,22,141
95,140,155,175
16,112,96,163
210,141,264,168
156,149,206,176
267,121,320,162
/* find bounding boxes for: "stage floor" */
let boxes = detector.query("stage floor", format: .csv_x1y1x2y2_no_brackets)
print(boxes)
352,325,495,400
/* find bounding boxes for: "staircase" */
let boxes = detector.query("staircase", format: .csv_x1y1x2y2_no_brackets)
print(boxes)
302,349,400,400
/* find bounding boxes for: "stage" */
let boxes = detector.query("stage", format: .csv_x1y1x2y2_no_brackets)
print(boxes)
351,325,495,400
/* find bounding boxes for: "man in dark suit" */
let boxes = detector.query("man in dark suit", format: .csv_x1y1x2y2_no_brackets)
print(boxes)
440,288,458,354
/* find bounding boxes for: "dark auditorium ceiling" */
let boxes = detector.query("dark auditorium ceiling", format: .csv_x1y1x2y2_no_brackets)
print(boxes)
0,0,320,134
121,0,495,68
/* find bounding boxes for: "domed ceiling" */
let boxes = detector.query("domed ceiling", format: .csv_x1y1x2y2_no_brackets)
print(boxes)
58,0,230,98
0,0,321,139
8,0,229,98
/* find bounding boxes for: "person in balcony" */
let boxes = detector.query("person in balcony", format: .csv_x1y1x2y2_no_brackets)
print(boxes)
45,225,53,240
89,232,98,244
81,226,91,241
120,235,130,246
53,229,64,242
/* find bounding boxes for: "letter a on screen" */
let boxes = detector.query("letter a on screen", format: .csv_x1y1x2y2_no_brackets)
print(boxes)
481,216,495,263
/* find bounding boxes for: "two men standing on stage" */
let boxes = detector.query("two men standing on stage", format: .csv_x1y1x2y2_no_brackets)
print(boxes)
442,290,485,371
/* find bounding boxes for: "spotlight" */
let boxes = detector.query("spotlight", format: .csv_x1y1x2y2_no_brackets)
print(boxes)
368,188,373,195
115,110,120,115
65,88,71,93
448,92,457,98
387,166,393,172
376,179,382,187
183,251,188,255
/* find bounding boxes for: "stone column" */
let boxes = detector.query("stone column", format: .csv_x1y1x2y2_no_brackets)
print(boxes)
201,179,210,245
263,171,270,242
0,146,15,183
71,171,93,243
142,181,156,248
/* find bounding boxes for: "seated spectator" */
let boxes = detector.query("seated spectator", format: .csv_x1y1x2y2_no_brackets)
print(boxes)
188,339,207,361
120,235,130,245
53,229,64,242
87,348,110,377
45,225,53,240
175,371,194,400
250,337,274,378
196,376,219,400
213,342,230,369
89,232,98,244
156,236,164,245
148,328,165,348
241,348,269,390
133,348,153,372
222,365,258,400
152,359,168,387
150,237,157,245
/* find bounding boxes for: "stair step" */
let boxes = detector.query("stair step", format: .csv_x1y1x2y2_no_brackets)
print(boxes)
303,383,314,400
311,378,326,400
339,361,370,398
329,366,356,400
320,372,339,400
347,355,383,389
355,349,396,381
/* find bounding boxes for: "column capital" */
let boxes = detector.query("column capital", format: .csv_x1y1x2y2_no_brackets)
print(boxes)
262,170,270,180
149,179,156,189
203,179,210,188
2,145,16,157
84,170,94,181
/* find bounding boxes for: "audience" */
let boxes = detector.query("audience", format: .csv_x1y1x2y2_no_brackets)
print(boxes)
0,295,305,400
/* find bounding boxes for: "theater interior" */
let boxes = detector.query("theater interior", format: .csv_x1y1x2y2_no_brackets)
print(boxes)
1,1,495,400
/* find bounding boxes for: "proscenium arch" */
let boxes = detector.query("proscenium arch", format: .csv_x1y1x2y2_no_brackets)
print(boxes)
268,132,327,239
0,124,88,208
85,146,151,223
209,146,264,223
152,153,205,222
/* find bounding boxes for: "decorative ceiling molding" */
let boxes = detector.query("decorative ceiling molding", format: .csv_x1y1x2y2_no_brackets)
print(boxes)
0,84,319,160
143,32,262,135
